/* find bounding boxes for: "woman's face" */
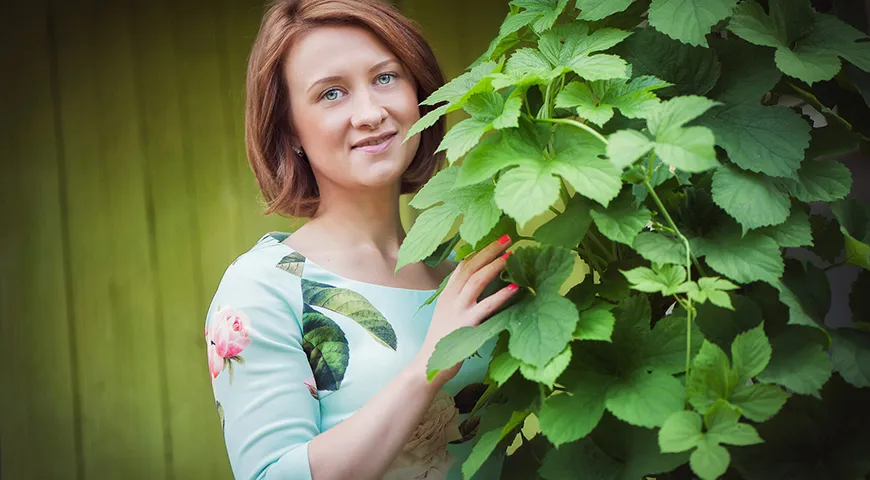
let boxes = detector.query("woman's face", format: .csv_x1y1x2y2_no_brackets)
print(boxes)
283,25,422,193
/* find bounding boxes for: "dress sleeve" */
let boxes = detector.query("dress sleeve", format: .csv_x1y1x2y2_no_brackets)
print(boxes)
205,260,320,480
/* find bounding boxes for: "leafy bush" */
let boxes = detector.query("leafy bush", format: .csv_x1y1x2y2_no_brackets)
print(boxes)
397,1,870,478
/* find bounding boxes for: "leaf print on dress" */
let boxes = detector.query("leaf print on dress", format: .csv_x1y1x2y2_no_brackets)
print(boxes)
277,252,306,277
302,304,350,394
206,306,253,384
267,231,291,243
302,278,398,350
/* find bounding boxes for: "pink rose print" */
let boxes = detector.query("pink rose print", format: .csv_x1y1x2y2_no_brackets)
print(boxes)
205,306,253,383
212,306,252,357
303,375,319,400
384,389,462,480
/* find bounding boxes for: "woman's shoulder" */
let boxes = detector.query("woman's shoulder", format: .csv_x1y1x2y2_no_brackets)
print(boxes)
218,232,303,290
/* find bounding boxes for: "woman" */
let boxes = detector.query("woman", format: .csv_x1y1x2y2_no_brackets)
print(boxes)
203,0,520,478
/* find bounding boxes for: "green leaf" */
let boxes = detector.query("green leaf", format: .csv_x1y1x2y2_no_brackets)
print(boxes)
488,351,521,387
647,95,721,135
539,370,609,446
508,294,579,367
654,126,720,173
301,305,350,391
758,326,832,396
757,208,813,248
775,159,853,203
605,370,685,428
729,383,788,422
712,165,791,233
463,409,529,479
830,328,870,388
301,279,397,350
542,415,690,480
396,204,461,271
575,0,634,20
697,230,785,285
556,75,670,127
590,192,651,245
778,259,831,328
688,339,788,421
615,27,722,96
459,126,619,227
540,23,632,79
729,1,870,84
707,37,782,104
456,183,501,246
691,439,730,480
831,198,870,269
519,345,572,388
644,95,721,173
632,232,687,266
426,312,511,381
648,0,739,47
699,104,810,179
405,104,448,144
506,244,576,293
534,194,594,248
512,0,570,34
409,167,459,209
659,410,703,453
695,294,763,350
622,265,686,296
606,129,654,169
704,402,763,447
437,92,524,163
574,306,616,341
422,60,500,108
436,118,491,164
679,276,739,310
730,324,771,384
553,144,623,207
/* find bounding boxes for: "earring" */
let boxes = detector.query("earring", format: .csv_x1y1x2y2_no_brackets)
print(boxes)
293,146,304,157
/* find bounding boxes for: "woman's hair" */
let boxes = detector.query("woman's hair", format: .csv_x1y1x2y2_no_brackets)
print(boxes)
245,0,446,218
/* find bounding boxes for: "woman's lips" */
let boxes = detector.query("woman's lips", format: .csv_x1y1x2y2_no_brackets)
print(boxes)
353,133,396,154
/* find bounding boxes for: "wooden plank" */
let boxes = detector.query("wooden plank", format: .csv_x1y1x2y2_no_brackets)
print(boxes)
170,0,247,300
128,0,234,476
0,1,80,477
51,0,168,475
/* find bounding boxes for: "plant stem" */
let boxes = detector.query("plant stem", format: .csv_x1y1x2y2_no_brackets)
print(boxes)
644,179,695,393
535,117,609,145
646,152,657,180
588,233,613,262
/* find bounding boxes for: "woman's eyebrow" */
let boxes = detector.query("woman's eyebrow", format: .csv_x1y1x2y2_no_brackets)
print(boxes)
306,58,400,94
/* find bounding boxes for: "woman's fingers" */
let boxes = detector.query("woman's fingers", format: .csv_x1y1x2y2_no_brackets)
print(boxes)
450,235,512,292
458,250,511,305
471,282,519,323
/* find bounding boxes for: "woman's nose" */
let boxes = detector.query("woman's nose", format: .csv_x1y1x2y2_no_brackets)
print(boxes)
350,91,388,129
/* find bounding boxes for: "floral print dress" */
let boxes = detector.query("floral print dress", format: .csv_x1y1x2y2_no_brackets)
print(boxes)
205,233,503,480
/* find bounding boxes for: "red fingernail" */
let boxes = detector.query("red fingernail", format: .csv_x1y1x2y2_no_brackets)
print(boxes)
501,251,513,260
497,234,511,244
508,283,519,291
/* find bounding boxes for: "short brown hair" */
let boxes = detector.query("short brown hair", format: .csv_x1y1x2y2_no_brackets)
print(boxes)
245,0,446,218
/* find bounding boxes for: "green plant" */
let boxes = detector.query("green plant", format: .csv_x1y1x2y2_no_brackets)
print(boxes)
397,1,870,479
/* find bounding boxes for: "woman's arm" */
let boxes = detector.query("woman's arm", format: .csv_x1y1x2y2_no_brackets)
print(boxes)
307,355,443,479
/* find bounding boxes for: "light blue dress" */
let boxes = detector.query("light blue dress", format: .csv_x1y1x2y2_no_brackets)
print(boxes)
204,233,503,479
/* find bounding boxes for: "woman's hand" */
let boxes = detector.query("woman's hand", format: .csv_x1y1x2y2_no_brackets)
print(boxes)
414,235,519,387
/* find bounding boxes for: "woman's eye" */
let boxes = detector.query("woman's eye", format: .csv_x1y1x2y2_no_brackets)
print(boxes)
376,73,396,85
323,88,343,101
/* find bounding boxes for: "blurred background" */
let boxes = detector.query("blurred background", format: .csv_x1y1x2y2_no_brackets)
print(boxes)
2,0,869,479
0,0,508,478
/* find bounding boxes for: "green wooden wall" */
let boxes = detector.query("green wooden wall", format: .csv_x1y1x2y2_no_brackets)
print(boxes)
0,0,506,478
